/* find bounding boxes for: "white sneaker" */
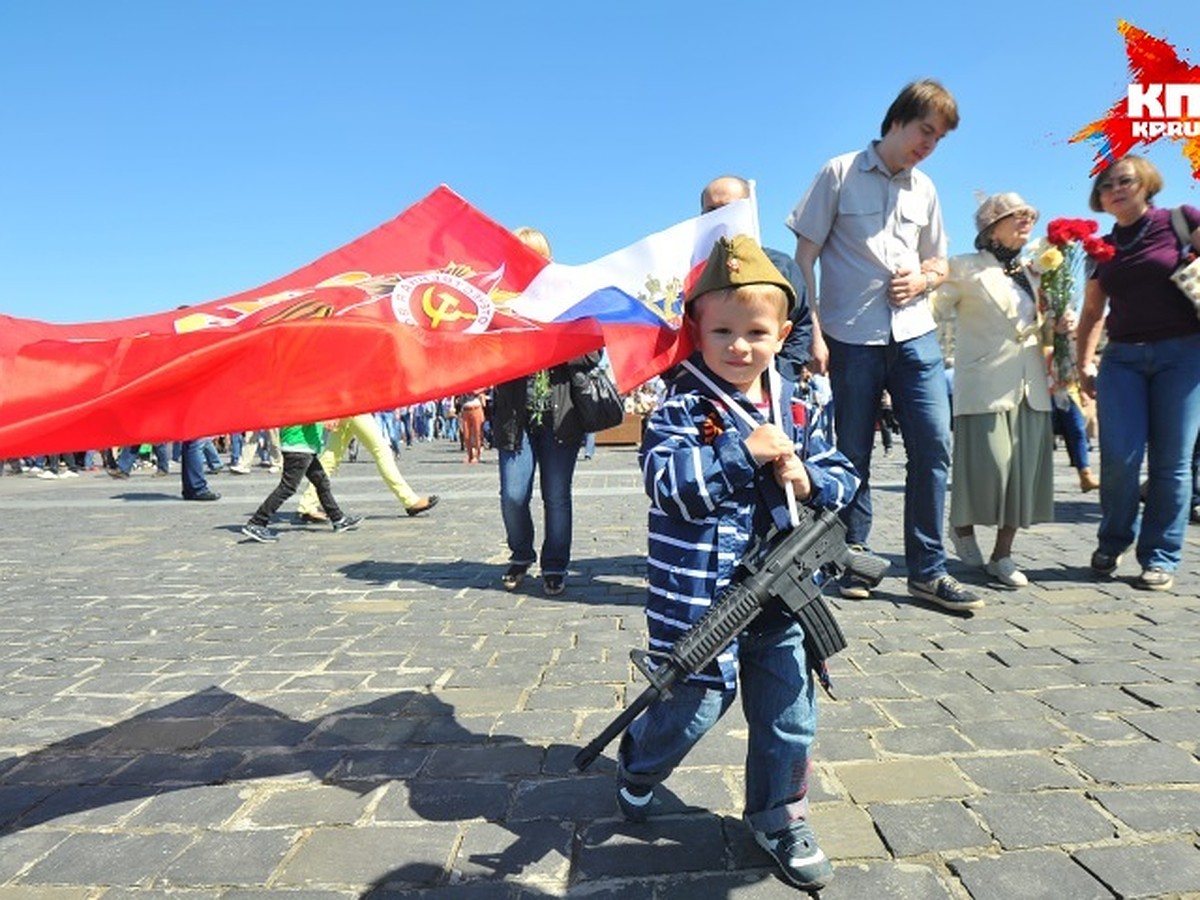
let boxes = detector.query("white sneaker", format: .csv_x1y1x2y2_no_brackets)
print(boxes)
987,556,1028,587
950,530,985,568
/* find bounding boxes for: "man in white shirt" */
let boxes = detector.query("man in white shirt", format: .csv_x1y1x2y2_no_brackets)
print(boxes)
787,79,981,613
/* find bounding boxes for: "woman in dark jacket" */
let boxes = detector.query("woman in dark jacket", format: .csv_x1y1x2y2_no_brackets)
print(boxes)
495,227,602,596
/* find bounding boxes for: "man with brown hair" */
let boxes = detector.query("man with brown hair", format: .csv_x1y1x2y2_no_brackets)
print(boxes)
786,79,981,613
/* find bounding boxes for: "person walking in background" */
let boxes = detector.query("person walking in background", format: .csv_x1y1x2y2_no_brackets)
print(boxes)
787,79,980,612
293,414,438,523
459,389,487,464
493,226,598,597
932,193,1055,588
241,423,362,542
1076,154,1200,591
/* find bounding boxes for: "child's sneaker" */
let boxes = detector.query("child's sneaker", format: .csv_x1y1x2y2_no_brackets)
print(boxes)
750,818,834,890
331,514,364,533
241,523,279,543
616,779,658,823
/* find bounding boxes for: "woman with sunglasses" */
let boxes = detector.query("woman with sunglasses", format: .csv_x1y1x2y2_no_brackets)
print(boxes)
933,193,1055,588
1076,155,1200,591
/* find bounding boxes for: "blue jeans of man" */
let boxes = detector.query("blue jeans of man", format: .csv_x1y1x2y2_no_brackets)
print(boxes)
498,423,581,576
827,332,952,581
618,611,815,835
1095,333,1200,571
180,440,213,499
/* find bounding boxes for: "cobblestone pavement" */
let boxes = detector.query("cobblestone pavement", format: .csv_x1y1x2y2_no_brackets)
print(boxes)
0,440,1197,899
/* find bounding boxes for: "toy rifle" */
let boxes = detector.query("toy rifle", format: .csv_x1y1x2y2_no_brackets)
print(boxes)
574,505,888,771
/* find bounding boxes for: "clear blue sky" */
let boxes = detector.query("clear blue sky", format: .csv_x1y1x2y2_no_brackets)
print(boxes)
2,1,1197,323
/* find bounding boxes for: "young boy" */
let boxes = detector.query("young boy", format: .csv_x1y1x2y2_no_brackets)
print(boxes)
241,422,363,543
617,235,860,891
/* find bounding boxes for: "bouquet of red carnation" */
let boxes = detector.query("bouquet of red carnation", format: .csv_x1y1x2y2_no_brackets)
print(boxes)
1029,217,1115,407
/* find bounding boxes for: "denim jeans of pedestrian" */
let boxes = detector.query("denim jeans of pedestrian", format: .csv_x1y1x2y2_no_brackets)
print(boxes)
180,440,212,498
229,432,243,467
250,452,343,526
827,331,952,581
117,443,169,475
1096,333,1200,571
498,423,581,576
618,613,815,834
1052,400,1090,471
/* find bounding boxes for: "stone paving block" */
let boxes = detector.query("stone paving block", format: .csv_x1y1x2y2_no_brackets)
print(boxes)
1122,708,1200,743
937,691,1049,723
955,715,1071,752
873,725,973,756
126,784,250,828
373,779,512,823
875,698,958,727
1066,742,1200,786
576,816,726,881
277,823,459,889
955,754,1082,792
818,861,955,898
833,759,973,803
968,792,1117,849
452,819,572,884
869,799,992,856
1072,840,1200,897
509,775,621,822
965,664,1077,693
1125,681,1200,709
160,829,296,887
1092,787,1200,833
655,871,793,899
423,745,544,779
243,783,374,826
0,829,69,882
948,848,1113,900
230,748,346,781
0,889,96,900
0,783,54,829
815,729,876,762
1034,685,1154,715
810,801,889,859
20,832,195,885
1056,712,1143,742
109,751,246,786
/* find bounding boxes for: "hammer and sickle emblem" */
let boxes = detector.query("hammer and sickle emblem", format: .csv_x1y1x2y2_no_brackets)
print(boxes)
420,286,478,329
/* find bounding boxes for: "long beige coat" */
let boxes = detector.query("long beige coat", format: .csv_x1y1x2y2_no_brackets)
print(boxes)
933,251,1052,417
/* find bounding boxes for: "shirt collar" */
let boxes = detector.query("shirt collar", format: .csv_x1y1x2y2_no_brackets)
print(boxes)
862,140,913,185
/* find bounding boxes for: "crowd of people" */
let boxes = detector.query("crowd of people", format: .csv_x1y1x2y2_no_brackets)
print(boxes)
6,76,1200,893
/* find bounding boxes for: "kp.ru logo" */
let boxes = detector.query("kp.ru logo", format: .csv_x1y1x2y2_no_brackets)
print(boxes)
1071,20,1200,180
1126,84,1200,139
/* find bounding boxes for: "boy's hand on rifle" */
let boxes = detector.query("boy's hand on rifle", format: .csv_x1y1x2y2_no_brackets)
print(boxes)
773,452,812,500
744,424,796,466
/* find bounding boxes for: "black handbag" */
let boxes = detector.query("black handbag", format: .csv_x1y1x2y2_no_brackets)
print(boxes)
570,365,625,432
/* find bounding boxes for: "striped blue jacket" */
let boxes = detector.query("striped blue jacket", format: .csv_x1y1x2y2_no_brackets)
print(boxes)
639,355,859,689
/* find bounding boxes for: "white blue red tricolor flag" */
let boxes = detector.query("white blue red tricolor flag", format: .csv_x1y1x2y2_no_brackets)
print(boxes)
0,185,756,456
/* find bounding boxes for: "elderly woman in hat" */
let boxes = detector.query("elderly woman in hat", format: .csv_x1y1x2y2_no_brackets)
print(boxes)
932,193,1055,587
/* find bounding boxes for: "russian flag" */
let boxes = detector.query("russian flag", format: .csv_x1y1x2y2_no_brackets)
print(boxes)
0,186,757,457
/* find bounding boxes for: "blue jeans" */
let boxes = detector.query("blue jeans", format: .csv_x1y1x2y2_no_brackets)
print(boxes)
619,612,815,834
1096,334,1200,571
827,332,952,581
1052,399,1090,471
180,440,212,498
117,443,169,475
498,424,581,576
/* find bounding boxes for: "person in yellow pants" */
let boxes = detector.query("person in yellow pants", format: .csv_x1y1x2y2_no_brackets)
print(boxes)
296,414,438,522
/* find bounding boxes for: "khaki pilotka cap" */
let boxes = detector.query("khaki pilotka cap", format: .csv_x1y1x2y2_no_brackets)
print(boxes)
684,234,797,311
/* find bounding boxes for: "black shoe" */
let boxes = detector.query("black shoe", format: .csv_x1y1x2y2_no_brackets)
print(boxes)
241,523,279,543
502,563,530,590
184,490,221,501
405,494,440,517
543,574,565,596
106,467,130,479
907,574,984,612
1090,549,1123,576
1191,505,1200,525
331,514,364,533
